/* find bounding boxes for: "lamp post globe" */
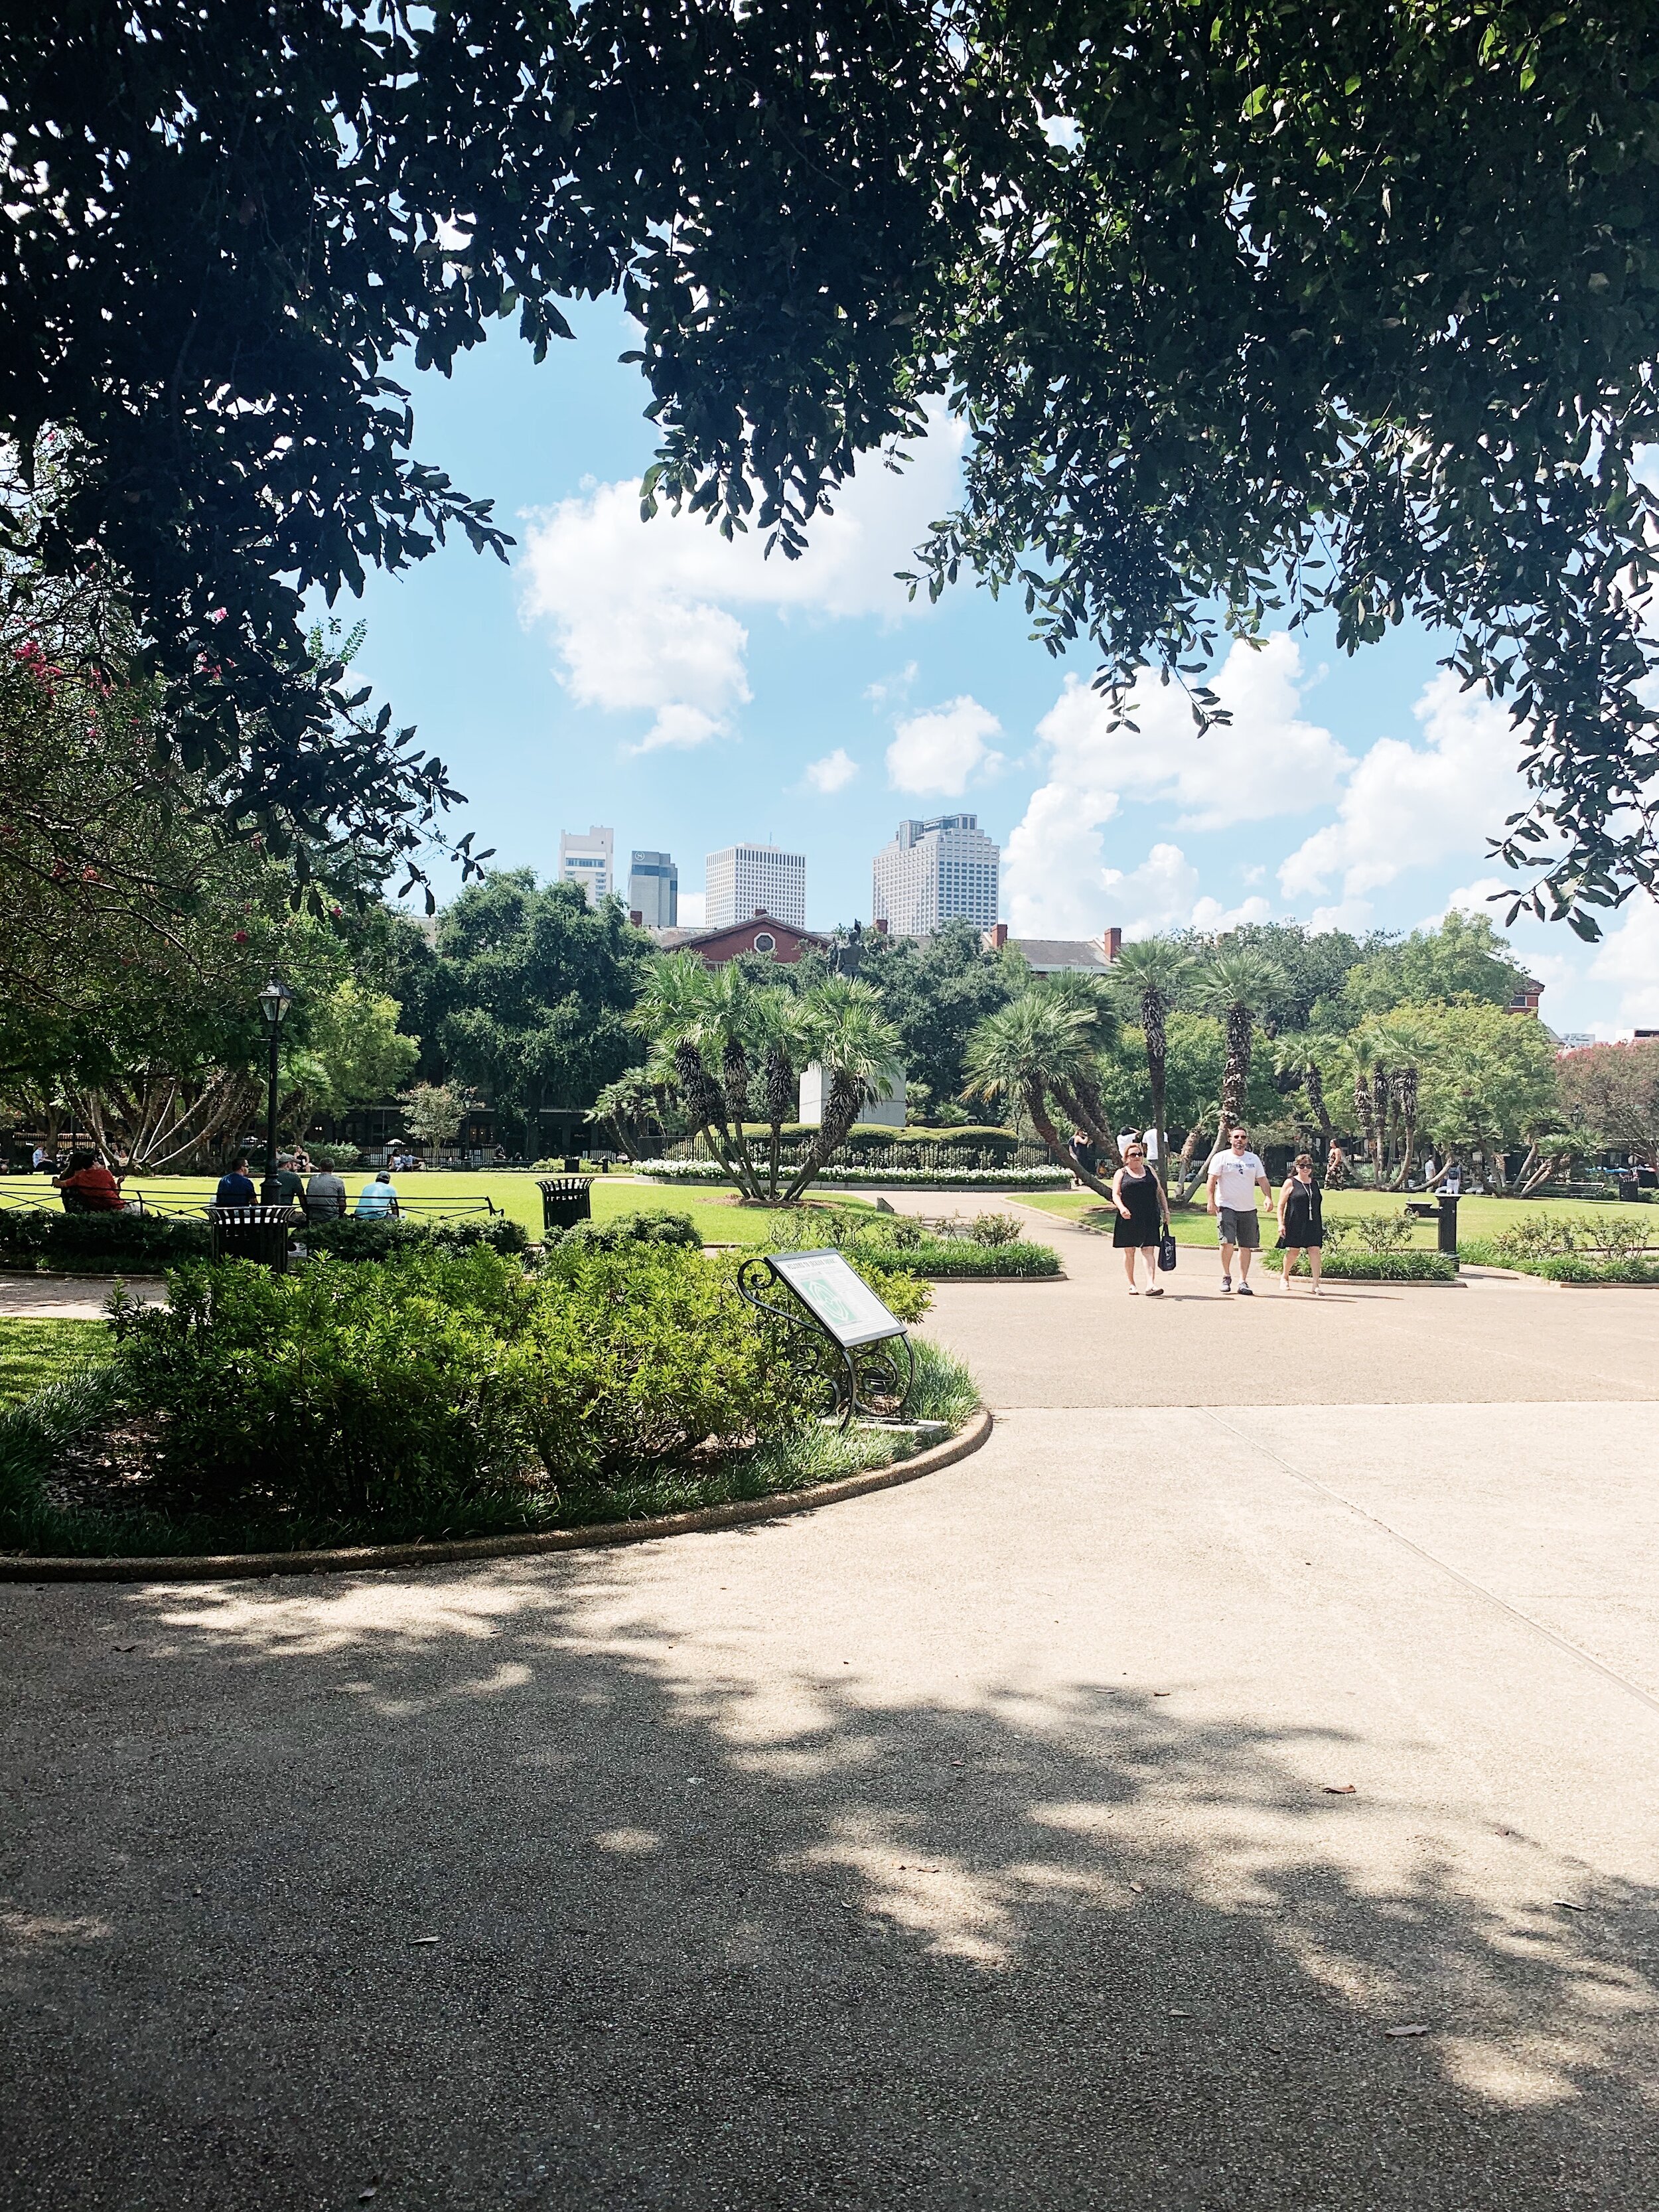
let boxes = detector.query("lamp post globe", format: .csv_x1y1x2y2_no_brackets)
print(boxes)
257,980,293,1201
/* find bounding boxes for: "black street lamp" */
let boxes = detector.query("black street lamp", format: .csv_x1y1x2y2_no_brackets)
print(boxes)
256,978,293,1202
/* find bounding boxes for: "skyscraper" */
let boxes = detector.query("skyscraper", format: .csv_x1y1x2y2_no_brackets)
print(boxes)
871,815,1000,937
705,844,807,930
628,849,679,927
557,824,614,906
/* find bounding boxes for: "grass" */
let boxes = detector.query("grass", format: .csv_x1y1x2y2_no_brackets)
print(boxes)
0,1319,109,1405
1017,1187,1658,1251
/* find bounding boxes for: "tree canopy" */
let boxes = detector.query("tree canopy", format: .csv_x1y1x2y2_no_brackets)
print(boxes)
9,3,1659,918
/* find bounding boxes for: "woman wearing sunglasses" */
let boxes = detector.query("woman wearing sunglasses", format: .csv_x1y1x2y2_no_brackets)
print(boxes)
1111,1141,1171,1295
1277,1152,1325,1293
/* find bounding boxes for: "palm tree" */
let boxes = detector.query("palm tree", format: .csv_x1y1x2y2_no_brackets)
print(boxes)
962,990,1114,1197
747,985,813,1201
628,952,766,1200
1192,949,1287,1147
1035,970,1123,1169
1110,938,1197,1198
782,980,902,1203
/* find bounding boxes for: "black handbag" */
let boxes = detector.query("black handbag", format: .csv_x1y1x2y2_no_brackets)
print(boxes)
1158,1224,1178,1272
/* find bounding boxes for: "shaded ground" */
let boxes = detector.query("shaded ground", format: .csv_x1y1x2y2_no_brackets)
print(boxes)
3,1202,1658,2209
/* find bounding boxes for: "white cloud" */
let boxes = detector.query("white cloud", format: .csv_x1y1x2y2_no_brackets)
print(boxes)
887,696,1005,795
1429,877,1513,928
1589,895,1659,1029
1279,672,1522,903
1031,633,1348,832
518,415,965,748
1102,845,1204,938
804,747,859,795
1191,893,1274,933
677,889,706,928
864,662,918,707
1003,630,1340,934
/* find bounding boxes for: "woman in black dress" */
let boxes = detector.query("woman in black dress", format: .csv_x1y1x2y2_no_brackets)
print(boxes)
1111,1142,1170,1295
1277,1152,1324,1293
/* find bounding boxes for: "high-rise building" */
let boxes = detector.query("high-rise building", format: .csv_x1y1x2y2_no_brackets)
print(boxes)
628,849,679,928
705,843,807,930
558,824,614,906
871,814,999,937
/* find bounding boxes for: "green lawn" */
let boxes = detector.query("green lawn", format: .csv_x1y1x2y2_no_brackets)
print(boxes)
0,1318,109,1406
1016,1187,1658,1250
0,1172,863,1252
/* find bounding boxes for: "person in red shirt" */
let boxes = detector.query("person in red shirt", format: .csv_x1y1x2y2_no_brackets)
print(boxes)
53,1149,125,1213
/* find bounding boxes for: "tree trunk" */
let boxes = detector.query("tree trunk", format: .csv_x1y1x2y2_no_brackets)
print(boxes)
1053,1075,1121,1175
1352,1072,1377,1182
1215,1003,1251,1145
782,1069,865,1202
1024,1082,1115,1201
763,1046,796,1204
1174,1120,1212,1205
1145,994,1171,1201
1303,1062,1333,1152
678,1042,764,1203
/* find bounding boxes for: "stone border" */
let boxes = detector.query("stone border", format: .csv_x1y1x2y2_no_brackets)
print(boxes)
0,1406,994,1585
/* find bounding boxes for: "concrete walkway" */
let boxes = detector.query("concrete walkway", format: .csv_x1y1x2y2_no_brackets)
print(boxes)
3,1207,1659,2208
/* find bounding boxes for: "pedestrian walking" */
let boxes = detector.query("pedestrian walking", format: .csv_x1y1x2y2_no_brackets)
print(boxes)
1277,1152,1325,1293
1067,1126,1098,1186
1111,1140,1170,1295
1206,1124,1271,1295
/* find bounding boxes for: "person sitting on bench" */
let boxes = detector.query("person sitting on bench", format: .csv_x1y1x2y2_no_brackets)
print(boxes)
53,1149,125,1213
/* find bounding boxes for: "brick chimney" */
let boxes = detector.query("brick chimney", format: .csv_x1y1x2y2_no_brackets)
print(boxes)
1103,926,1122,962
990,921,1008,950
874,917,889,936
629,909,642,927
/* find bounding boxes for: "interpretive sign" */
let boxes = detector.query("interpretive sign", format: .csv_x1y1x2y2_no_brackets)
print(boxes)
766,1248,906,1350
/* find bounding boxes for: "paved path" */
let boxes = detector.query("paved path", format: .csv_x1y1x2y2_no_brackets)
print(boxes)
0,1274,165,1320
3,1207,1659,2208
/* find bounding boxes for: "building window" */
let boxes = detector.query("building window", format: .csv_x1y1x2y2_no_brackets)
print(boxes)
753,930,776,952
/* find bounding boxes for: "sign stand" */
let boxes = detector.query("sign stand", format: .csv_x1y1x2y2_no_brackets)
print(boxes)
737,1248,914,1430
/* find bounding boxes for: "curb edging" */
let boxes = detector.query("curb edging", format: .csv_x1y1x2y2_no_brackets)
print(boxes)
0,1406,995,1585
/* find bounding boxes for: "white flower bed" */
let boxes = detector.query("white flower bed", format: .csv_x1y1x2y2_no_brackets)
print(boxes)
636,1160,1070,1189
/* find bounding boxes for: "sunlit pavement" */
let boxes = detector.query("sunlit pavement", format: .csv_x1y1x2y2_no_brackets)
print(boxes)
3,1205,1658,2207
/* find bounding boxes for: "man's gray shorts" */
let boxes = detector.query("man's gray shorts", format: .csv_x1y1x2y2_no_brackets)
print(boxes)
1218,1205,1260,1248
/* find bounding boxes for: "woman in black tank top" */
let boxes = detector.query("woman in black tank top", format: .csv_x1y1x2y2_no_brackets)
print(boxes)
1277,1152,1324,1293
1111,1142,1170,1295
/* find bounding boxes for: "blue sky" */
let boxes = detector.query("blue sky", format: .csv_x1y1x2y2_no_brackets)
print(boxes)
340,299,1659,1037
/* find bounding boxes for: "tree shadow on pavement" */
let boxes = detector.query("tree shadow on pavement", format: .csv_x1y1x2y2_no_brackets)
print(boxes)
4,1558,1657,2212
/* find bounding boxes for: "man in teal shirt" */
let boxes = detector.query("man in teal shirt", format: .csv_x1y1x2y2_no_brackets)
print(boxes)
354,1170,399,1219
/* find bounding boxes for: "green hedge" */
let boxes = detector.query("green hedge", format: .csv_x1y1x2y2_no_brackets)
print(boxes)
304,1213,529,1262
844,1234,1060,1279
0,1207,210,1272
1459,1240,1659,1284
1290,1250,1459,1281
545,1212,703,1254
98,1241,930,1536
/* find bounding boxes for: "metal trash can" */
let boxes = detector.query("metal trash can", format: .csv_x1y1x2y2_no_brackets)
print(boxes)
208,1204,294,1273
1618,1175,1640,1204
563,1154,581,1173
538,1176,594,1236
1437,1194,1460,1257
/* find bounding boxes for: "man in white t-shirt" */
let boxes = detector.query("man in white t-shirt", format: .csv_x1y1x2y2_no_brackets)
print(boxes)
1206,1124,1271,1295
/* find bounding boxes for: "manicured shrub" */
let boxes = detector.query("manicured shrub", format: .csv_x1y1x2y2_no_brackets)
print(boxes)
1289,1250,1459,1280
112,1248,541,1520
1490,1213,1654,1265
0,1206,210,1272
849,1236,1060,1279
1345,1211,1418,1255
547,1211,703,1254
303,1213,529,1262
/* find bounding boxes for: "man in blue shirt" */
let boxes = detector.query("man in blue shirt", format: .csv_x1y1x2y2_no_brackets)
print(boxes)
354,1171,399,1219
214,1153,257,1207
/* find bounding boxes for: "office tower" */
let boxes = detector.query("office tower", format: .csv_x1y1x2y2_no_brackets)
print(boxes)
871,814,1000,937
628,849,679,927
705,843,807,930
558,824,614,906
